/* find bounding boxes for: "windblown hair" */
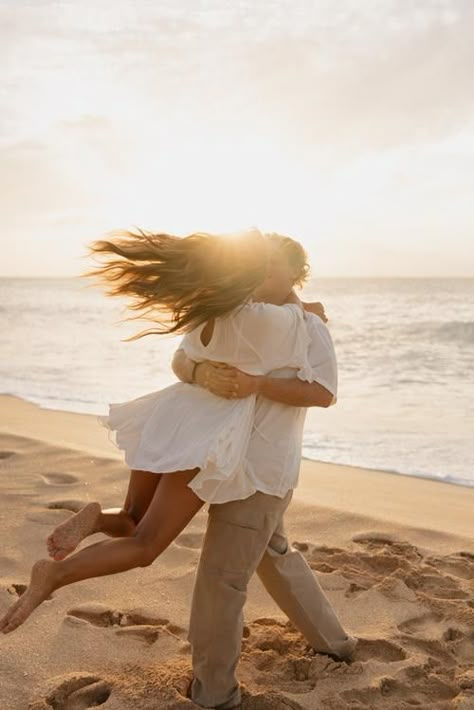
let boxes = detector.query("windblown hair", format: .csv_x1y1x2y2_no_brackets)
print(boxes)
265,233,310,286
80,227,268,340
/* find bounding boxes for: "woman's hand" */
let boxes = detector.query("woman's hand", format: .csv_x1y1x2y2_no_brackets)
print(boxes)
195,361,259,399
284,290,328,322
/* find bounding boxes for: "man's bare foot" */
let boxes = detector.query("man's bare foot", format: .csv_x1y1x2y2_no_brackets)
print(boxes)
0,559,59,634
46,501,101,561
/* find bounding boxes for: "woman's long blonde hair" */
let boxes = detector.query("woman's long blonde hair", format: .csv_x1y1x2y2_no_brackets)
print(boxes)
80,227,268,340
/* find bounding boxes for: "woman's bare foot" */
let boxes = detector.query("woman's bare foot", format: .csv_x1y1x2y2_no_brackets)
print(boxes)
46,502,101,561
0,559,60,634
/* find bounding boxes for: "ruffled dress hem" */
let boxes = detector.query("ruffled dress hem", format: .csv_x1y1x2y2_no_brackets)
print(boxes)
96,386,256,504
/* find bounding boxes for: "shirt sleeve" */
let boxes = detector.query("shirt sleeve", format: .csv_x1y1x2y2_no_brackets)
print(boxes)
296,314,338,404
178,331,206,362
232,302,312,373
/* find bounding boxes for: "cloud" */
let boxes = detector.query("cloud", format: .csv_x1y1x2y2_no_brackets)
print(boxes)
0,131,103,224
1,0,473,276
2,1,473,158
237,10,474,155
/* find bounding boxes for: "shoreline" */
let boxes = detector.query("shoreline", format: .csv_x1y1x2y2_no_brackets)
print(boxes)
1,393,473,543
2,391,472,491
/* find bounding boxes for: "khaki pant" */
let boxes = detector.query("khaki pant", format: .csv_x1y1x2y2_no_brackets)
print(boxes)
187,489,357,709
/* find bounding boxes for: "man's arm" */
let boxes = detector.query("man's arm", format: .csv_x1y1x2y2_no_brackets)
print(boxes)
171,348,334,407
237,373,334,407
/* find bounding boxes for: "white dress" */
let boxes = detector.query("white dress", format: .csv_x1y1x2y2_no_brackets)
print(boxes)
98,301,314,503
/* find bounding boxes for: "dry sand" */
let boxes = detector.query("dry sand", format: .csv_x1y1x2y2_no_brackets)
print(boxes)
0,393,473,710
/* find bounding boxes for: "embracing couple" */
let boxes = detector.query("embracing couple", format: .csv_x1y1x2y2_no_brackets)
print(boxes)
0,228,357,709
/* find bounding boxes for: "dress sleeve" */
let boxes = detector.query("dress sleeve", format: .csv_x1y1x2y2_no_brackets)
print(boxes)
232,302,312,373
296,314,338,404
177,331,205,362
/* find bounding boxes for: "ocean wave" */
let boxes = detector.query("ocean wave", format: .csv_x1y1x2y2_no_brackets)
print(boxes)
302,449,474,489
404,321,474,344
436,321,474,343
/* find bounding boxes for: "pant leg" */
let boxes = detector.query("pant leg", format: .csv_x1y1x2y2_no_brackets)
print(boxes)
187,489,293,709
256,510,358,659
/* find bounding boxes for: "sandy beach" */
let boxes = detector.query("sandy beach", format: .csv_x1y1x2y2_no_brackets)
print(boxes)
0,393,473,710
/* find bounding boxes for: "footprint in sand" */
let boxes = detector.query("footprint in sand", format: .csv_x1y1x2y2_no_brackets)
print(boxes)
396,632,458,667
353,533,423,563
403,567,470,600
238,688,305,709
41,473,80,486
338,671,459,707
424,552,474,582
443,626,466,642
397,614,473,667
174,532,203,549
352,637,406,663
0,450,16,460
397,611,445,636
352,531,399,545
240,617,361,696
303,534,471,607
46,500,88,513
28,672,112,710
65,603,185,645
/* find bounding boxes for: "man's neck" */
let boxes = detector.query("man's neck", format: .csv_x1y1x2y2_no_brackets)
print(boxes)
252,290,290,306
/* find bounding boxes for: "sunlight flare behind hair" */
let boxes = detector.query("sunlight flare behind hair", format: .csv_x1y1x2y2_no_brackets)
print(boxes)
80,227,268,340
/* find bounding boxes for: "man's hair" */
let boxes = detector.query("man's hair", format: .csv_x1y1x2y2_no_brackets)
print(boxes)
265,233,310,286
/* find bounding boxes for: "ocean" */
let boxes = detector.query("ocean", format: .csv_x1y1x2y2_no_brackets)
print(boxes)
1,276,473,488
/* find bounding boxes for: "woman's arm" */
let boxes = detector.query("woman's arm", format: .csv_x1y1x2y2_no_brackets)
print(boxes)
171,348,235,394
171,349,198,384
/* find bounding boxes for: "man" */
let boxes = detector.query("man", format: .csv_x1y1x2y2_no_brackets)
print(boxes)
172,234,357,709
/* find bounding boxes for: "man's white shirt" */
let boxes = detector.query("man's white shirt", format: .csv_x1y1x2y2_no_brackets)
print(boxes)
242,312,338,497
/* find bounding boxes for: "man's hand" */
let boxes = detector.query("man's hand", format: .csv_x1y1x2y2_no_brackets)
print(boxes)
195,361,259,399
303,301,328,322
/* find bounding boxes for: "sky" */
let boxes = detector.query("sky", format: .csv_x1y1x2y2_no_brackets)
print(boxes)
1,0,473,277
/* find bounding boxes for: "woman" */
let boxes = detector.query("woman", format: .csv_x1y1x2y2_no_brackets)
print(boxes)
0,227,314,635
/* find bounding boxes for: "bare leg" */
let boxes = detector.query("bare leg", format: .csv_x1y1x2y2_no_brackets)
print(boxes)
46,469,161,559
1,468,203,634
